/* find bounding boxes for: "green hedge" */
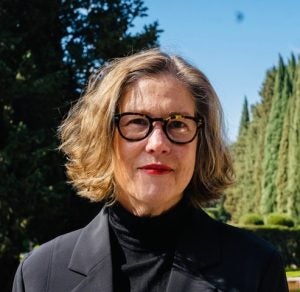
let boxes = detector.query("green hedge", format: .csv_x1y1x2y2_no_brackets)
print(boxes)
242,225,300,268
239,213,264,225
264,213,295,227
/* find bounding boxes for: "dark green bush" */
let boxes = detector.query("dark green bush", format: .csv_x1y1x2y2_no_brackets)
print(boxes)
243,226,300,268
265,213,295,227
239,213,264,225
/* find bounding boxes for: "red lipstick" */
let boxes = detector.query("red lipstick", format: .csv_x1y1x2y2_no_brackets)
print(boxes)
139,164,173,175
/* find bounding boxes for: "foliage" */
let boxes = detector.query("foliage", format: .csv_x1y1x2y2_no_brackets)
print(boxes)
264,213,295,228
0,0,161,290
286,269,300,278
238,96,250,135
225,55,300,224
260,56,292,214
239,213,264,226
243,225,300,268
286,60,300,220
205,197,231,223
60,0,162,87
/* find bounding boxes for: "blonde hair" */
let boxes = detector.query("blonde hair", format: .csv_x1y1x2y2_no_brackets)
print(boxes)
58,48,234,206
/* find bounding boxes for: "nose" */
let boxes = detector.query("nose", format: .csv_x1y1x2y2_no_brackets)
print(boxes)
145,123,171,154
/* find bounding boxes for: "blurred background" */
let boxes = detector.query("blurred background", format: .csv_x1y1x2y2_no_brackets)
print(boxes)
1,0,299,290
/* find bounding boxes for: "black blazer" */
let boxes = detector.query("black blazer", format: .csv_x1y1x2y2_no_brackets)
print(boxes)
13,206,288,291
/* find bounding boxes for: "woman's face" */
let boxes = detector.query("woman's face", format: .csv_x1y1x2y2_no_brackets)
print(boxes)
113,74,198,216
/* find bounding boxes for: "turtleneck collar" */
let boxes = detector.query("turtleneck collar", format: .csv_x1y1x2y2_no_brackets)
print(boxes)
108,198,190,252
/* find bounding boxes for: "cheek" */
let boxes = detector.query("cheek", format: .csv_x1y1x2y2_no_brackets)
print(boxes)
181,141,197,159
178,143,197,175
113,135,141,172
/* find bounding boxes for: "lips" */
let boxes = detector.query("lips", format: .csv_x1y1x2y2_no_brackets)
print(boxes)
139,163,173,175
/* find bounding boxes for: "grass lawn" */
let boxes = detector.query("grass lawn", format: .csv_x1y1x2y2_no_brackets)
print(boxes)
286,269,300,278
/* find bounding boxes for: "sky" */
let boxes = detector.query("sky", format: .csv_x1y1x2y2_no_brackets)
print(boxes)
133,0,300,141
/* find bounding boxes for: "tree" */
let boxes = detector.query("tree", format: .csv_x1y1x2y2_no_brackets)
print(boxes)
225,55,300,222
238,96,250,135
276,57,296,212
286,60,300,222
225,56,300,223
225,97,250,221
60,0,162,87
252,67,277,209
0,1,72,289
260,56,291,214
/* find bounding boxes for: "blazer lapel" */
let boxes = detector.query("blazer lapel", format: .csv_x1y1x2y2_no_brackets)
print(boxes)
68,207,114,292
70,256,113,292
66,206,223,291
167,208,223,292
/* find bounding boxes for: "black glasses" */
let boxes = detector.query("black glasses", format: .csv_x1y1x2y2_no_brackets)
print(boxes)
113,112,203,144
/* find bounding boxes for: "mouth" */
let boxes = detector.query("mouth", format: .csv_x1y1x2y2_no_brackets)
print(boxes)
139,164,173,175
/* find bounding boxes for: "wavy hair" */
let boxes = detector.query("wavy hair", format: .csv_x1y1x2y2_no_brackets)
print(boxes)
58,48,234,206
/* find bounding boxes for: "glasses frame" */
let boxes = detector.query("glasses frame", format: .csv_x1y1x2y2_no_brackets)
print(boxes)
113,112,203,144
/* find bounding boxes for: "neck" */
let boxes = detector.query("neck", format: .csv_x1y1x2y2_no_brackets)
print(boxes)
115,195,183,217
108,197,190,251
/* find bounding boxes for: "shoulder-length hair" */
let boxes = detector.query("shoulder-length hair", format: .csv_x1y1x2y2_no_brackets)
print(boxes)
58,48,234,207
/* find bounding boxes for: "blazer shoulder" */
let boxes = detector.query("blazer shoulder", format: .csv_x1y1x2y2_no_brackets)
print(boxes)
190,209,288,290
220,221,278,256
218,219,286,275
16,229,82,291
24,228,82,267
192,208,280,260
13,208,108,292
219,222,288,290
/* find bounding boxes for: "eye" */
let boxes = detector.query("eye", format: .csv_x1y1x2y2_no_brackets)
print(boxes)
127,117,148,126
120,115,149,129
168,120,189,131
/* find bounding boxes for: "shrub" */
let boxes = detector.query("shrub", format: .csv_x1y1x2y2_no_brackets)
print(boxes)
265,213,295,228
239,213,264,226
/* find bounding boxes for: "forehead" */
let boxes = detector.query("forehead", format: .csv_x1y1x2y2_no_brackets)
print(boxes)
119,74,196,115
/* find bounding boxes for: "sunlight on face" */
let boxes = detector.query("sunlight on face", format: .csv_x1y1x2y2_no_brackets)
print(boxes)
113,74,198,216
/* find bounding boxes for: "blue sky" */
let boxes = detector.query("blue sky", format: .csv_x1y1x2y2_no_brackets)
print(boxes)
133,0,300,141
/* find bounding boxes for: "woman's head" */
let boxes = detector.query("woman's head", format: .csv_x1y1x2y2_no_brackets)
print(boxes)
113,73,199,215
58,48,234,208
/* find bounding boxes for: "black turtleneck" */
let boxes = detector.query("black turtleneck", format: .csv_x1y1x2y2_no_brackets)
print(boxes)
108,199,189,292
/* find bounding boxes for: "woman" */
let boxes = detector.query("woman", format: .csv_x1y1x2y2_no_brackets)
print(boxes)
13,49,288,291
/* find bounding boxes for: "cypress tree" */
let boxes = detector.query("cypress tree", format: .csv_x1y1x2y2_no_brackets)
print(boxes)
286,60,300,222
287,53,297,81
275,89,292,212
276,57,295,212
226,56,300,223
260,56,289,214
239,97,250,135
225,97,250,221
252,68,277,205
242,104,263,214
225,139,246,222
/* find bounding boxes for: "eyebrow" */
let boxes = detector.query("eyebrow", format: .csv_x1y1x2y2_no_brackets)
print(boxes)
121,110,196,117
168,111,195,117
